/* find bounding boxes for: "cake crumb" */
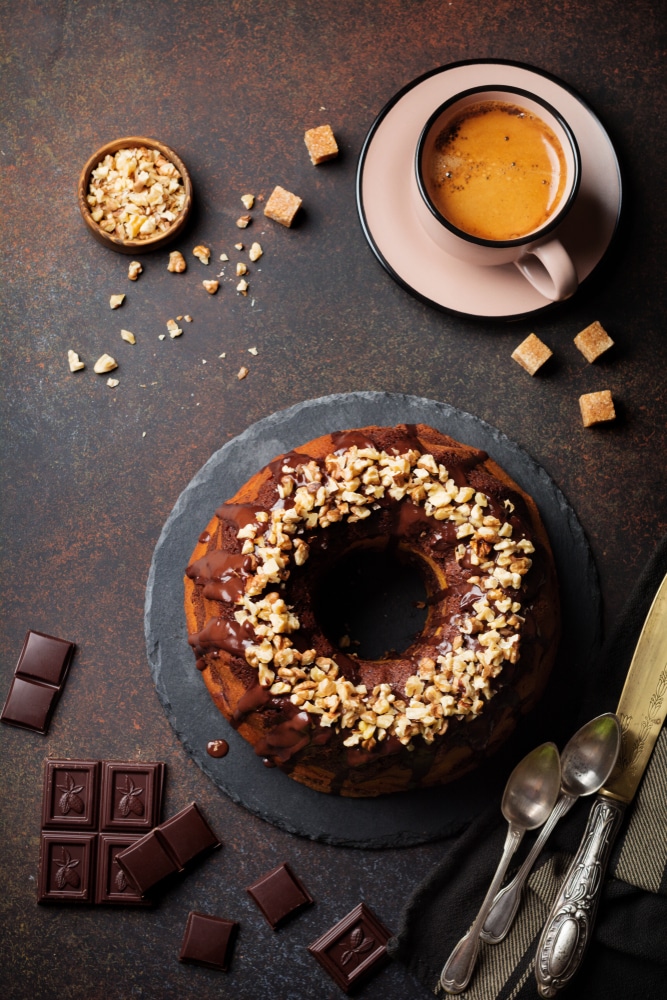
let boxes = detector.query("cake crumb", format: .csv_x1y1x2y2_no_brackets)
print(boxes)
574,321,614,363
579,390,616,427
264,185,302,227
511,333,552,375
304,124,339,164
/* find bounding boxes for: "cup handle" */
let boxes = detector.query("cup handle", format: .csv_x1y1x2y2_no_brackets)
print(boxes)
514,240,578,302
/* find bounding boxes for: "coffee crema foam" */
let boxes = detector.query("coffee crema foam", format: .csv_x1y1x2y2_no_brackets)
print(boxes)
428,101,568,242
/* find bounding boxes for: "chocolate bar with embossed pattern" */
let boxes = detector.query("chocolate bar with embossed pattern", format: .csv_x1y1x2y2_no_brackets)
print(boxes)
308,902,392,994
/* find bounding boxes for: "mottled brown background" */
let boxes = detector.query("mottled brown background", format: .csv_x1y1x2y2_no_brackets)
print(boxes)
1,2,665,998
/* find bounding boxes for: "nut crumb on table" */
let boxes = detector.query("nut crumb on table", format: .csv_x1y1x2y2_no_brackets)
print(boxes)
109,294,125,309
93,354,117,374
579,390,616,427
167,250,187,273
167,319,183,338
193,245,211,264
202,280,219,294
264,185,302,227
304,124,339,164
237,366,249,380
241,194,255,209
574,320,614,362
511,333,552,375
67,350,85,372
236,215,252,229
120,329,136,344
248,242,263,261
128,261,142,281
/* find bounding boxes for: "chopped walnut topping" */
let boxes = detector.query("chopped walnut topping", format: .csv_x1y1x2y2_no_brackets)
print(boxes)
67,350,85,372
127,261,142,281
87,146,186,241
109,294,125,309
193,244,211,264
203,441,537,752
93,353,117,374
167,250,186,273
202,280,219,294
120,329,136,344
248,242,263,262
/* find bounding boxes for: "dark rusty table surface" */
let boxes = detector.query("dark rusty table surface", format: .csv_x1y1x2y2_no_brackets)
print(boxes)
1,2,665,999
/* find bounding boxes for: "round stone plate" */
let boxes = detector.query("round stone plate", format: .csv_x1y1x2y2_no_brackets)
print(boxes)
145,392,600,847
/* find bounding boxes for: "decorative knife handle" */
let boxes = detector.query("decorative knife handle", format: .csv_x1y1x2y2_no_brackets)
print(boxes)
534,795,626,997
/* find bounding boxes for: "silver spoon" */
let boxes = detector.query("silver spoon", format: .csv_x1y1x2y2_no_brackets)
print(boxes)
480,712,621,945
439,742,561,995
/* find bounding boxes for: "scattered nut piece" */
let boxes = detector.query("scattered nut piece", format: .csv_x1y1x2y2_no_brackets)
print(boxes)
93,353,118,374
248,346,258,356
67,350,85,372
120,329,136,344
236,262,248,276
110,294,125,309
511,333,553,375
167,319,183,338
193,244,211,264
574,320,614,363
304,124,339,164
264,185,302,227
167,250,187,272
248,242,263,262
106,377,119,387
579,390,616,427
202,279,219,294
236,214,252,229
220,253,229,261
241,194,255,209
236,278,249,295
184,315,192,322
127,261,143,281
237,366,249,380
234,243,244,251
158,334,166,340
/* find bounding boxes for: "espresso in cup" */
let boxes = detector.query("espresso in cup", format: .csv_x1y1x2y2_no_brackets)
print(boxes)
415,87,581,301
427,101,568,242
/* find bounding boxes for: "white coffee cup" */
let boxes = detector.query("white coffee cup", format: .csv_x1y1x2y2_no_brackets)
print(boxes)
415,86,581,301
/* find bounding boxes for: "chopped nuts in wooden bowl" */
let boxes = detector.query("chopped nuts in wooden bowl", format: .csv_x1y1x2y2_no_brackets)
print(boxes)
77,137,193,254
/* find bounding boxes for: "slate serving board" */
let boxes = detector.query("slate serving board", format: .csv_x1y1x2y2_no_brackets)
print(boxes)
145,392,601,847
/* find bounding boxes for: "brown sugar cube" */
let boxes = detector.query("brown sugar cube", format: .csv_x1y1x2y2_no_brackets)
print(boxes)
511,333,553,375
304,124,339,164
574,320,614,363
579,390,616,427
264,186,302,227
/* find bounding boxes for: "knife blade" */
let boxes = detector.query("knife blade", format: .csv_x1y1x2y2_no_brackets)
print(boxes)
534,568,667,998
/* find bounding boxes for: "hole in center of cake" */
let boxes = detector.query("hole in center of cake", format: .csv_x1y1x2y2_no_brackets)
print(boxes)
312,543,429,660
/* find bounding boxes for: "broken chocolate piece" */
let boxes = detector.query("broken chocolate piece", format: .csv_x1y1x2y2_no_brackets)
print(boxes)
246,861,314,929
308,902,392,994
179,911,239,971
114,829,178,895
95,834,153,905
1,630,75,734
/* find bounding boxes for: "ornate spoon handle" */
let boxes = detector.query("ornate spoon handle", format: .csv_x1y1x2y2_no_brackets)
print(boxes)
534,795,626,998
481,793,577,944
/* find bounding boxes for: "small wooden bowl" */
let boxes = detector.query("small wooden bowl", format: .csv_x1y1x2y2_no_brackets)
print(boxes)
77,136,193,254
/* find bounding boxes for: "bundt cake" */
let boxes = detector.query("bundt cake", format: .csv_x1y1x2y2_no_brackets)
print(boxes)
184,424,560,796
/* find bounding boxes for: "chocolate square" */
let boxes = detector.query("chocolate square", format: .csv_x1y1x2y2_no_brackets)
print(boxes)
99,761,164,832
95,834,153,905
246,862,314,929
15,630,74,686
1,677,58,735
38,832,96,904
179,911,239,971
308,902,392,994
42,759,100,830
115,829,178,895
157,802,220,869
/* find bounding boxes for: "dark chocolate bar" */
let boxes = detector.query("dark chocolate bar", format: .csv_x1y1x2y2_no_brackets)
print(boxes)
116,802,220,896
1,630,75,734
246,861,314,929
308,902,392,994
179,911,239,971
38,757,165,906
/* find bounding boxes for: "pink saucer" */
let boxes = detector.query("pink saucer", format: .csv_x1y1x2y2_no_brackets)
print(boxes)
357,60,622,319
